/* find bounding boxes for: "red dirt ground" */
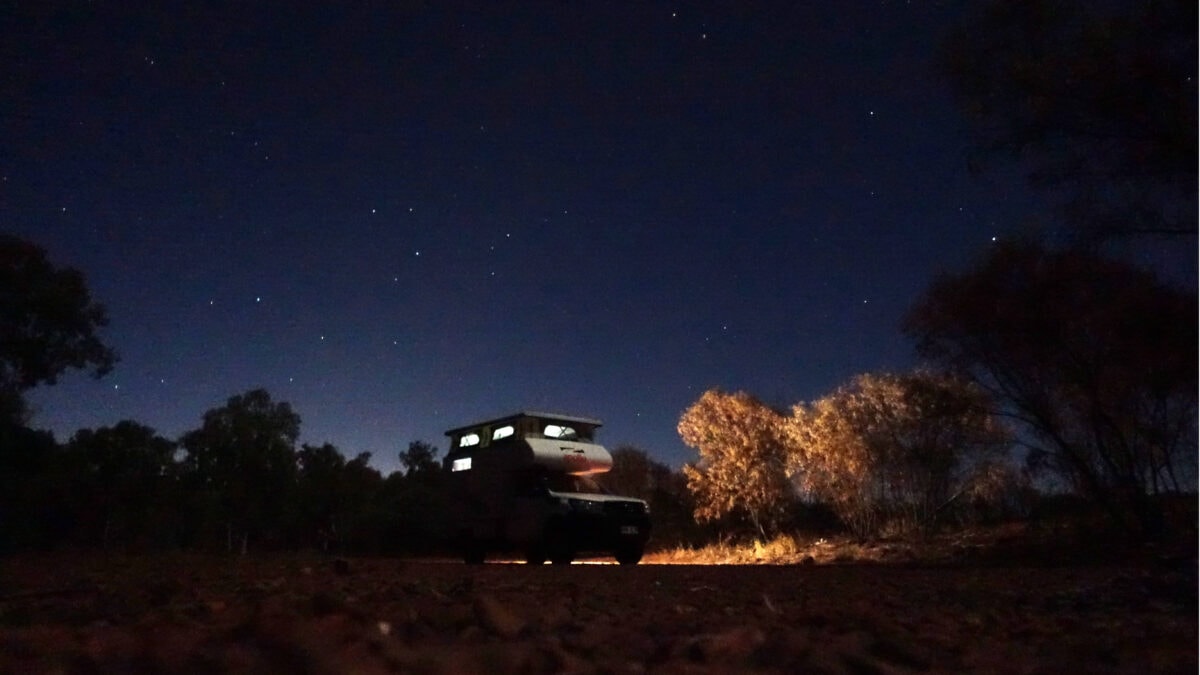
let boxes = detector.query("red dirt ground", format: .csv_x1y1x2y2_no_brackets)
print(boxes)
1,553,1195,673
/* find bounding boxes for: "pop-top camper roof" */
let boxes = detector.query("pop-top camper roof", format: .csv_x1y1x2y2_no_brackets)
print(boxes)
444,411,602,437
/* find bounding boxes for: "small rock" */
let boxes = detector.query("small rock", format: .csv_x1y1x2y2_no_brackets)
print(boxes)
474,593,526,638
684,626,766,663
311,591,345,616
540,601,573,629
424,603,475,632
565,620,613,652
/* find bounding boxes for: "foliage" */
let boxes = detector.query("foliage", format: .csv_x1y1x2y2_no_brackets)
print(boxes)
941,0,1197,240
600,446,661,501
180,389,302,552
600,445,709,547
295,444,384,552
905,241,1197,536
385,441,449,553
678,389,794,537
399,440,441,483
0,423,67,552
0,234,117,424
65,421,178,548
789,371,1010,538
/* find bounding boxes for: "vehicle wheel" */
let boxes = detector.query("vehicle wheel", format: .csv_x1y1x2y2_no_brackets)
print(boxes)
462,539,486,565
545,525,574,565
614,546,643,565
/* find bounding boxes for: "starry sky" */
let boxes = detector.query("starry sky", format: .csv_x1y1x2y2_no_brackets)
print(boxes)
5,1,1042,473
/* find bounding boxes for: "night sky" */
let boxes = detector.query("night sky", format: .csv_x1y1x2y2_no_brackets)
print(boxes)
5,2,1041,473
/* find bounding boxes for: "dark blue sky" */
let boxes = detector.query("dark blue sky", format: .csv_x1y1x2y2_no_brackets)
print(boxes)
6,1,1039,473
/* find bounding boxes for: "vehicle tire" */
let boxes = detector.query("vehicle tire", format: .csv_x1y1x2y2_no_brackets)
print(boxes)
525,546,547,565
545,524,574,565
462,538,486,565
614,545,643,565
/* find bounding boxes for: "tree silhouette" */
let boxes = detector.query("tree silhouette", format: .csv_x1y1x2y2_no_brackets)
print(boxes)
66,421,177,548
0,423,63,552
905,241,1197,536
941,0,1197,240
180,389,301,553
398,440,440,483
0,234,117,426
600,446,660,501
296,444,383,552
600,445,705,546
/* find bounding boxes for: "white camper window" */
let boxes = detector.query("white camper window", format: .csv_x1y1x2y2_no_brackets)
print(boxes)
543,424,576,439
451,457,472,472
459,433,480,448
492,425,514,441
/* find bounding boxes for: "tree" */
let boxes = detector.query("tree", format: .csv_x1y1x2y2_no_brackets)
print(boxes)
398,440,441,483
66,421,177,548
600,446,661,501
295,442,348,550
0,423,66,552
941,0,1197,240
380,440,448,553
180,389,301,553
678,389,793,538
600,445,707,547
904,241,1197,536
788,371,1010,537
0,234,117,425
296,444,382,552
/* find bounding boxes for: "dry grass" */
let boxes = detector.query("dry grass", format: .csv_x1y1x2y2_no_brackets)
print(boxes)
643,523,1042,566
645,534,906,565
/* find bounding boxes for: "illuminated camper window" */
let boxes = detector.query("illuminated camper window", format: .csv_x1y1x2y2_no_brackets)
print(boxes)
451,457,472,472
458,433,480,448
492,425,514,441
543,424,576,439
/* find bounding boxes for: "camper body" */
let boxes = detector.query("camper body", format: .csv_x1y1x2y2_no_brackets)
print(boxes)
443,411,651,564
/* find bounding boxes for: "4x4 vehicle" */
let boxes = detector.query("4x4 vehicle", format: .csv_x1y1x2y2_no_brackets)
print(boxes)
443,412,651,565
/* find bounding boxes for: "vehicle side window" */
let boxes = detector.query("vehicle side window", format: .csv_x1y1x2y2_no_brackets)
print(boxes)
544,424,576,439
459,433,480,448
492,425,514,441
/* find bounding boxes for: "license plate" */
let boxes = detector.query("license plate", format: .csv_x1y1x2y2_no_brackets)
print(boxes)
620,526,639,535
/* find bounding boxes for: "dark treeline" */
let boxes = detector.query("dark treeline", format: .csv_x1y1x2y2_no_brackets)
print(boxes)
0,387,706,555
0,389,438,555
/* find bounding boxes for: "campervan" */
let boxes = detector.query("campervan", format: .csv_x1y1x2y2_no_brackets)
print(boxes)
443,412,651,564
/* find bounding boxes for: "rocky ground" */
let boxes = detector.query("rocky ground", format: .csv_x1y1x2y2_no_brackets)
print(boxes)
0,553,1195,673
